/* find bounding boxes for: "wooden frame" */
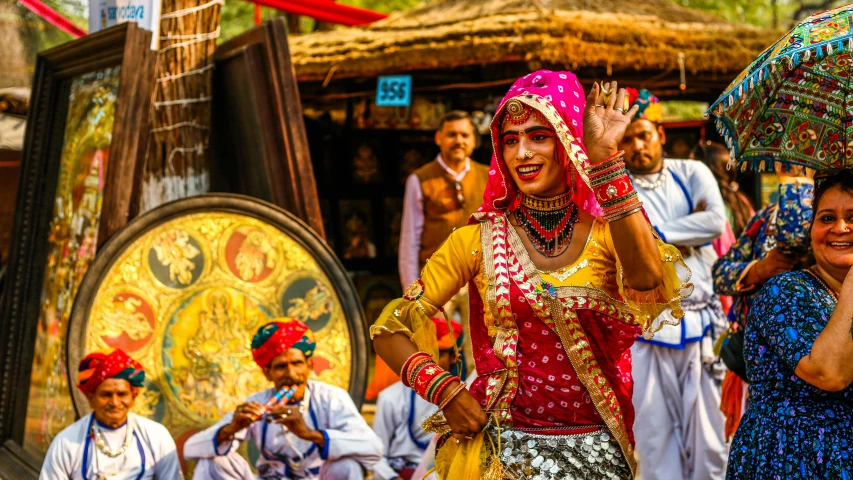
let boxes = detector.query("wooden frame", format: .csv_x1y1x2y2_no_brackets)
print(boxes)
209,18,325,239
0,23,155,478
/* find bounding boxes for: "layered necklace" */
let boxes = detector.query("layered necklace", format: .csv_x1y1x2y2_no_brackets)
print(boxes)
514,191,579,257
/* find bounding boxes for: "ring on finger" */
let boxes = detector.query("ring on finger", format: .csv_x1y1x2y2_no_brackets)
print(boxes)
594,103,606,108
286,409,292,415
614,107,625,113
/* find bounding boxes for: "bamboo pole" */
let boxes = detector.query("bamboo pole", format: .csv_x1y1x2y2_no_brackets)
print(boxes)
141,0,221,212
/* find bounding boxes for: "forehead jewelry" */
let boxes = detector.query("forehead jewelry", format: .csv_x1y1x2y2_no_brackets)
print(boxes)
524,150,534,159
504,99,532,125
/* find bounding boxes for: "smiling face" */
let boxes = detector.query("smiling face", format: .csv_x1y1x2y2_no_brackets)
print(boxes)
500,111,568,197
86,378,138,428
811,185,853,280
435,118,476,165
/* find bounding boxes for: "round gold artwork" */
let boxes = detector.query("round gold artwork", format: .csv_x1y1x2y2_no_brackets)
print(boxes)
67,195,367,456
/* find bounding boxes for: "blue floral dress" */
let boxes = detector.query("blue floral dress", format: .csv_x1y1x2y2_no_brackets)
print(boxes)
727,270,853,479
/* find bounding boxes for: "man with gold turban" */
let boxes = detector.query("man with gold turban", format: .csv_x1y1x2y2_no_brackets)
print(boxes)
40,349,182,479
371,317,462,480
183,318,383,479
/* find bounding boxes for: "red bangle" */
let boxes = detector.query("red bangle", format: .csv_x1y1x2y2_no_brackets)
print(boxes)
429,373,458,404
400,352,431,388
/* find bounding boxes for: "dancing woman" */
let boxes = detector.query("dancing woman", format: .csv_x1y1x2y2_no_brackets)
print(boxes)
372,71,691,479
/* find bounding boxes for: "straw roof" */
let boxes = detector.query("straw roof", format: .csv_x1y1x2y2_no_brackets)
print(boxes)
289,0,779,87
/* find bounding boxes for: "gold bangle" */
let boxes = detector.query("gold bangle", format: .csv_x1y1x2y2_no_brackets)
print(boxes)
605,206,644,222
438,381,467,410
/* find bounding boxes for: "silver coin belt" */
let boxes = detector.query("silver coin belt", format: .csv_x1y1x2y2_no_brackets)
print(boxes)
491,426,632,480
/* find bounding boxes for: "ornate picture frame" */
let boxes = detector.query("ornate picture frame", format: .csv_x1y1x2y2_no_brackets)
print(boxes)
208,18,325,239
0,23,155,478
65,194,368,467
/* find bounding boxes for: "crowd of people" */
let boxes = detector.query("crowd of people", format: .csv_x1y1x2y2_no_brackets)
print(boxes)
38,70,853,480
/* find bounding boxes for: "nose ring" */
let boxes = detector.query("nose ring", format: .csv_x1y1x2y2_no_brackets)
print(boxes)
524,150,534,159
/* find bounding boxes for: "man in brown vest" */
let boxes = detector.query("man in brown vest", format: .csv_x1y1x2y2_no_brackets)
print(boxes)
398,110,489,371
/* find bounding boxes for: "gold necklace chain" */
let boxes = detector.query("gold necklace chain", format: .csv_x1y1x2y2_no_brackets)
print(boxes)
806,267,839,300
519,191,573,212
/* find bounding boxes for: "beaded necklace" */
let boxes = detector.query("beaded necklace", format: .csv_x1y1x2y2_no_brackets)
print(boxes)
629,167,668,190
514,191,579,257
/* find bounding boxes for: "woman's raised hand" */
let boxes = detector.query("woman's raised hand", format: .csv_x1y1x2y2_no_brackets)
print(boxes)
583,81,639,163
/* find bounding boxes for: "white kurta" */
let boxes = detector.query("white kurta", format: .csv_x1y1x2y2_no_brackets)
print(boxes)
371,382,435,480
183,381,382,480
629,159,728,480
40,413,182,480
632,159,727,348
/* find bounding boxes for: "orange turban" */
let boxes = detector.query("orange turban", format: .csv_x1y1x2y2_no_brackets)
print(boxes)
432,317,463,351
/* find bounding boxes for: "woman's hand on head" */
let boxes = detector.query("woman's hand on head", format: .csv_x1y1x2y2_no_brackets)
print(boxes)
583,81,639,163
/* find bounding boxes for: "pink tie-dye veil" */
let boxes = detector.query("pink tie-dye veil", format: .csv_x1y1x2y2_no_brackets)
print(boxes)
476,70,604,218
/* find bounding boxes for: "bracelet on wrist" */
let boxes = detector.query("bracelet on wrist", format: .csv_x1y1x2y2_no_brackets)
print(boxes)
438,381,467,410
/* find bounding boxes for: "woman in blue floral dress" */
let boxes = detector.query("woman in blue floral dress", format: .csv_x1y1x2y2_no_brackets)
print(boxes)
727,169,853,479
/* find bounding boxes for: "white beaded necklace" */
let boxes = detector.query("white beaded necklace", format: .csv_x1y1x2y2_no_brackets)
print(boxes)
630,167,669,190
93,420,133,458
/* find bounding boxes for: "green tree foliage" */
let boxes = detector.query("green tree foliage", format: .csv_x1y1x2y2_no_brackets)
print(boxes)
13,0,86,64
675,0,850,29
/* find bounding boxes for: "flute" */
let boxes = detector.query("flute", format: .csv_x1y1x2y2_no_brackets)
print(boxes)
249,385,297,422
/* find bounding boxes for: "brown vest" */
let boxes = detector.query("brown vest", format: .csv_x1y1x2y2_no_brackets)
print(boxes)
415,159,489,268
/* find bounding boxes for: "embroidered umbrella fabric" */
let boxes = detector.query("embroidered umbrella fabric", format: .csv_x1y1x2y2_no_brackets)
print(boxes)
710,4,853,172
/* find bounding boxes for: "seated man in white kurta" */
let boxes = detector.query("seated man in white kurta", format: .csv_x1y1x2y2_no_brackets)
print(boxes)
183,318,383,479
40,349,183,480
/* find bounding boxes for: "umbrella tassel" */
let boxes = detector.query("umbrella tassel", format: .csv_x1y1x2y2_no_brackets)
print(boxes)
760,160,766,171
804,49,811,62
827,42,834,55
848,37,853,51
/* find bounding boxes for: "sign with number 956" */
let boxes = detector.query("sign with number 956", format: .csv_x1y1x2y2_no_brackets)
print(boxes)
376,75,412,107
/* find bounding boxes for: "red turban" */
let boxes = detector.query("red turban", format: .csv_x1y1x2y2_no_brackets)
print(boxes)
77,349,145,395
251,318,316,368
432,317,462,351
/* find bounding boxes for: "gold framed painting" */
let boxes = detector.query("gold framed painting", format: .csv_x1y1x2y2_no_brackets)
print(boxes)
65,194,367,469
0,23,155,477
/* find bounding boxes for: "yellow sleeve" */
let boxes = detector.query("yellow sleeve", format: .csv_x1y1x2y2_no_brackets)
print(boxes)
602,220,693,339
370,224,481,360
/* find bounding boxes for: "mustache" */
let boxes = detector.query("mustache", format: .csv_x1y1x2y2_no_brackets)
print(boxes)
630,152,652,162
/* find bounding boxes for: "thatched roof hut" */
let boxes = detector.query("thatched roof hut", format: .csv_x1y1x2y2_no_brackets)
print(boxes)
290,0,779,99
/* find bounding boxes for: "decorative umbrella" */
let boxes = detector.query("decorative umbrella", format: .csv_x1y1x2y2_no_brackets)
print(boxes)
710,4,853,172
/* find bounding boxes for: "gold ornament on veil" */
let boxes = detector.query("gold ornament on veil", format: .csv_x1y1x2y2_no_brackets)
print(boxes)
503,99,532,125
